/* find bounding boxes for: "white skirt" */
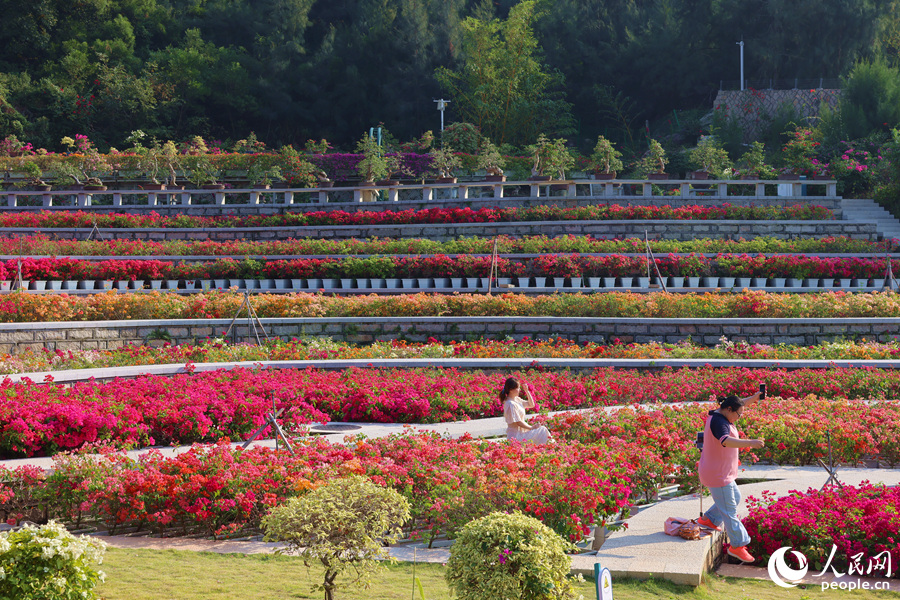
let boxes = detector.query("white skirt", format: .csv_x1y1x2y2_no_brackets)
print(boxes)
507,425,551,444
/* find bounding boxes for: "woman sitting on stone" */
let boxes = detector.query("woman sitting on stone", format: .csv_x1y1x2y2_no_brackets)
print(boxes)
500,377,551,444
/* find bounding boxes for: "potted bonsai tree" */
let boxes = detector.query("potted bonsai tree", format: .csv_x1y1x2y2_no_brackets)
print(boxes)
247,161,283,189
640,139,669,180
125,130,165,190
688,136,731,180
429,146,462,183
738,141,776,180
526,134,553,181
475,139,506,182
183,136,224,189
378,153,413,186
355,133,389,185
15,159,51,191
589,135,623,180
59,134,111,190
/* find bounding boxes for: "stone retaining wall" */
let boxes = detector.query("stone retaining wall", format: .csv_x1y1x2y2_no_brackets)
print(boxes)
2,317,897,354
1,220,876,242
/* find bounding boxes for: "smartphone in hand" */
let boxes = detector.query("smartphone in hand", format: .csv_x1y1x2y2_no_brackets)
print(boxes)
759,383,767,399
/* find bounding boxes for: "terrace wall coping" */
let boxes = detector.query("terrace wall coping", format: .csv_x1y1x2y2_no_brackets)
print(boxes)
7,357,900,385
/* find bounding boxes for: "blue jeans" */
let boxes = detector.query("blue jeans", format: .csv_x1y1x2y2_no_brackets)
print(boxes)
704,480,750,547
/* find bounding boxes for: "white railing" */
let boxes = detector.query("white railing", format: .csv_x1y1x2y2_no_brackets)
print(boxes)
3,178,838,209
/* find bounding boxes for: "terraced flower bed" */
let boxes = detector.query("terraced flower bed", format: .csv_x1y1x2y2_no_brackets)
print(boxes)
0,234,891,256
4,337,900,374
0,204,834,229
2,254,894,283
4,290,900,323
4,365,900,458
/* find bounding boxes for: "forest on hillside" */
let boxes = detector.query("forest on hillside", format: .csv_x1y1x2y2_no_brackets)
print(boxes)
0,0,896,152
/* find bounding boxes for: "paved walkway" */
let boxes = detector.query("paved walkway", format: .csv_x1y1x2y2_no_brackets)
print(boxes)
3,411,898,588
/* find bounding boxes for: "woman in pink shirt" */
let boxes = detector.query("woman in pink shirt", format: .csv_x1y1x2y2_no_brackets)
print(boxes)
697,392,765,563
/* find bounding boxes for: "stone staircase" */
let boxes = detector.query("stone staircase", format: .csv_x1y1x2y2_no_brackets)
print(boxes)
841,198,900,241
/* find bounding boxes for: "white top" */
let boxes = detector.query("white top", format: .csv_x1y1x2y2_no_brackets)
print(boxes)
502,398,550,444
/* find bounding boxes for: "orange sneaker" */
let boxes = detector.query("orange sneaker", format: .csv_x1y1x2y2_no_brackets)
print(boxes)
697,516,721,532
727,545,756,563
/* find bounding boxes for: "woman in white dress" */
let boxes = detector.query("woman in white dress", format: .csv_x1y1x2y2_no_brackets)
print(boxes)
500,377,551,444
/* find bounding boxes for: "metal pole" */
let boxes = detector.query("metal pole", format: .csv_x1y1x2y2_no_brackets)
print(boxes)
737,39,744,91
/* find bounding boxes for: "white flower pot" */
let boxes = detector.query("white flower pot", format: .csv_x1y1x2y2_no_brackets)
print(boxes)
401,278,416,289
49,280,63,291
99,280,113,290
801,278,820,288
340,278,354,289
636,277,650,288
719,277,736,288
449,278,463,288
130,280,144,290
870,278,886,289
165,280,179,290
115,281,129,291
258,279,274,290
480,277,492,288
701,277,718,287
356,278,371,289
838,278,853,289
517,277,531,288
417,278,432,289
687,277,701,288
385,279,400,289
434,278,450,288
821,278,834,288
79,280,96,290
587,277,601,288
213,279,227,289
466,277,480,288
308,278,324,289
498,277,511,287
603,277,617,288
370,278,386,289
533,277,547,288
274,279,288,289
569,277,583,288
619,277,635,288
290,279,304,289
553,277,566,288
736,277,751,289
63,280,78,290
771,277,786,287
785,277,801,287
31,280,48,291
0,281,11,291
150,280,163,290
244,279,259,289
751,277,767,288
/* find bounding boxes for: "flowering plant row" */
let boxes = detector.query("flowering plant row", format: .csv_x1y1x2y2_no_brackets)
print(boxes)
0,435,633,543
0,204,833,230
3,365,900,458
4,290,900,323
5,336,900,376
744,484,899,577
4,254,889,281
542,397,900,468
3,234,889,258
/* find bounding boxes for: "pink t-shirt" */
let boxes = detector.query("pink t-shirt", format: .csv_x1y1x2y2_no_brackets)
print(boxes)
698,410,739,487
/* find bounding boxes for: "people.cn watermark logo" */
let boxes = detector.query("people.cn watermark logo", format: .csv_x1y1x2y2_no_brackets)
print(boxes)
767,546,893,592
767,547,809,588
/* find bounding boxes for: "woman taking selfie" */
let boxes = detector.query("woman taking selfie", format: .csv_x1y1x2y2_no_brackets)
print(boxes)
499,377,551,444
697,389,766,563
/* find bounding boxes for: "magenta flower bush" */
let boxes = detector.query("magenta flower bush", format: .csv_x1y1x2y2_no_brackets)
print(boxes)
744,484,900,578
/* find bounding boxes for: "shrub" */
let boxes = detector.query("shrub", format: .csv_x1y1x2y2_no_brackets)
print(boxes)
0,520,107,600
262,475,410,600
446,511,578,600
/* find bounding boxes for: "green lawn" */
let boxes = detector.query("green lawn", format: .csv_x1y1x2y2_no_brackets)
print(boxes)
97,548,898,599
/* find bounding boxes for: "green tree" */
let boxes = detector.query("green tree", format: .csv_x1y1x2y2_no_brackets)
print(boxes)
435,0,574,146
262,476,411,600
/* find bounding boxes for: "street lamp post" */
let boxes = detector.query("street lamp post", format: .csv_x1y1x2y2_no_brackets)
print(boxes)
434,98,450,145
736,39,744,91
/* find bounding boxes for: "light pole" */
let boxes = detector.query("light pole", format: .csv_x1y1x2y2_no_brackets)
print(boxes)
736,39,744,91
434,98,449,145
